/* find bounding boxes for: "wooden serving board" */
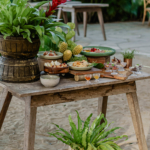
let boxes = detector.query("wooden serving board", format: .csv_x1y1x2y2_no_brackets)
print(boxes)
69,68,132,81
69,68,110,75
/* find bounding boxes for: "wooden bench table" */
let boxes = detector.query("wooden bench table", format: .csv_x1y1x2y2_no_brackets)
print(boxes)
0,72,150,150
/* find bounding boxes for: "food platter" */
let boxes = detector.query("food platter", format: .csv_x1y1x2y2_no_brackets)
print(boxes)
68,61,93,71
44,61,69,74
37,51,63,60
81,46,116,57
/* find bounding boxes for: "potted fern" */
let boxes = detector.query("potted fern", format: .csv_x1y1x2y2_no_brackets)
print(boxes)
121,50,135,68
49,111,128,150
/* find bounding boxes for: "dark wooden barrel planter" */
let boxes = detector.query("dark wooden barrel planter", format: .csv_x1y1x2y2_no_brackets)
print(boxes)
0,35,40,59
0,57,40,83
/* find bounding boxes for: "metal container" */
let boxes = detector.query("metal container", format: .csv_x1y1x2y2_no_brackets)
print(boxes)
124,58,132,68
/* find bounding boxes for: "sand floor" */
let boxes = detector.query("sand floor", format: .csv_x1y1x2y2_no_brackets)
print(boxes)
0,53,150,150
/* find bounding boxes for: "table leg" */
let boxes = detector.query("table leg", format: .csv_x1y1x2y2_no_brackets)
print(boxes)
97,8,106,41
148,15,150,26
126,92,148,150
57,8,62,22
98,96,108,124
71,8,76,42
0,87,12,130
75,12,80,36
83,12,87,37
62,12,68,24
24,96,37,150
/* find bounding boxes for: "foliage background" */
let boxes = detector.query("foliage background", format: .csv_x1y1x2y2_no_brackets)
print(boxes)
29,0,145,22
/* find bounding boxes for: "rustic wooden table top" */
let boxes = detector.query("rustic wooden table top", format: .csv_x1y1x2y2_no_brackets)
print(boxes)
0,72,150,98
58,3,109,8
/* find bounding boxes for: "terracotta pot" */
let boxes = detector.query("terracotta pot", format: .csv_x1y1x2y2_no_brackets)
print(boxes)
124,58,132,68
0,35,40,59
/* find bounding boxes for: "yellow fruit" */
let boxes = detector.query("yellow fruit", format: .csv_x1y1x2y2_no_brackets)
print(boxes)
63,50,72,61
59,42,68,53
72,45,83,55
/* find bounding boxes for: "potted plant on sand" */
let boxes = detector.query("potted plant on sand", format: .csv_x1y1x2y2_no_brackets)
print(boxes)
49,111,128,150
0,0,69,82
121,50,135,68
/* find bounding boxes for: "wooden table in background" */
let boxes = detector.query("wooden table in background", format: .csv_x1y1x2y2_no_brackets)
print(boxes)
0,72,150,150
58,3,109,41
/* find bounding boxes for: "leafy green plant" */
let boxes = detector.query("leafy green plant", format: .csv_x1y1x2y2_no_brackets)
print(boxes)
0,0,70,47
69,56,87,62
49,111,128,150
121,50,135,59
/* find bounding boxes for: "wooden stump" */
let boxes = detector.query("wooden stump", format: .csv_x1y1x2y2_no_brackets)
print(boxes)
86,56,110,64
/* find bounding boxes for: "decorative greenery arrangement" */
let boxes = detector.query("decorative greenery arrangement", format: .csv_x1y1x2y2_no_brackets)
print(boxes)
121,50,135,59
49,111,128,150
0,0,69,47
41,22,83,61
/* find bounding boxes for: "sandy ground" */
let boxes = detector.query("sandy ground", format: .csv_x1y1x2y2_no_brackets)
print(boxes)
0,53,150,150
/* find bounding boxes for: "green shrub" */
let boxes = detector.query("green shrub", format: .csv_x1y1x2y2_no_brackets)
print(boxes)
49,111,128,150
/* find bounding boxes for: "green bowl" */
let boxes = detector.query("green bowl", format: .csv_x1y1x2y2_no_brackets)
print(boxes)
81,46,116,57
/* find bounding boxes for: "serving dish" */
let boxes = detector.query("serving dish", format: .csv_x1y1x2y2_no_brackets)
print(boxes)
68,62,93,71
81,46,116,57
44,66,69,74
40,75,60,87
37,51,63,60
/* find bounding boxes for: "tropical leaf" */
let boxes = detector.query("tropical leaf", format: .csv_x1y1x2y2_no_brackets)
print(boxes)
87,114,104,143
68,115,80,143
33,1,49,9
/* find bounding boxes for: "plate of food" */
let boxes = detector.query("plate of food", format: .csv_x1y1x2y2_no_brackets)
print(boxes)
68,60,93,71
38,50,63,59
81,46,116,57
44,61,69,74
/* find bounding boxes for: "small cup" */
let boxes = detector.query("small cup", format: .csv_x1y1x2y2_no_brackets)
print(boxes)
93,73,100,82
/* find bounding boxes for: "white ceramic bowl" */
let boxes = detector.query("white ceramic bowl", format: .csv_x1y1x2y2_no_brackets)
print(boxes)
40,75,60,87
37,51,63,60
67,62,93,71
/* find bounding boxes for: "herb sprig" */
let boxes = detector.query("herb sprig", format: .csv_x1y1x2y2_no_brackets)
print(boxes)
121,50,135,59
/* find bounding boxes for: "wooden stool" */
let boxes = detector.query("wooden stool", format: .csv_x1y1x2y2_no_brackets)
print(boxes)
57,3,109,41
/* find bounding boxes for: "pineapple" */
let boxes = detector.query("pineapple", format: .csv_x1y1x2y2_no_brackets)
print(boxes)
63,50,72,61
59,42,68,53
72,45,83,55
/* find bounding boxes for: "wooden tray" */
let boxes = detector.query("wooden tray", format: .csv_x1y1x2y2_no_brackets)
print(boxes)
44,66,69,74
69,68,132,81
38,57,62,71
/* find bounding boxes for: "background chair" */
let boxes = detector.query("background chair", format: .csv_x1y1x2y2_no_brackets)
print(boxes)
143,0,150,25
